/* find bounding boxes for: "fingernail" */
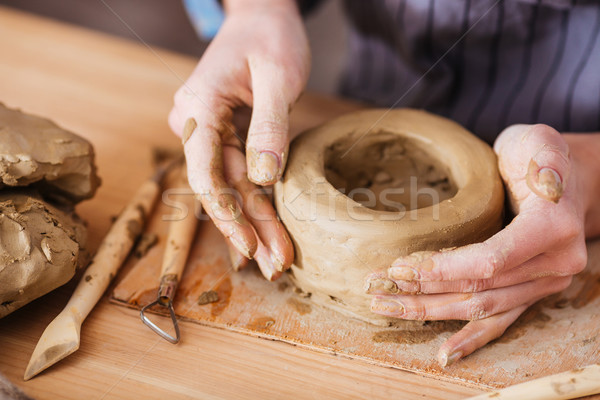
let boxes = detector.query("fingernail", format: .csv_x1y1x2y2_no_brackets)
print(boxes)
254,250,280,281
438,350,463,368
364,277,399,294
228,246,247,272
271,250,286,272
230,235,252,259
182,118,197,145
388,266,419,281
370,298,405,316
527,159,563,203
250,151,280,184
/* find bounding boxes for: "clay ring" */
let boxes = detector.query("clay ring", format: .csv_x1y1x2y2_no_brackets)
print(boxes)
274,109,504,324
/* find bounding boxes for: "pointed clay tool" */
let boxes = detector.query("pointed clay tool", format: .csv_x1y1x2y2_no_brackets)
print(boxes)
24,159,178,380
140,171,198,344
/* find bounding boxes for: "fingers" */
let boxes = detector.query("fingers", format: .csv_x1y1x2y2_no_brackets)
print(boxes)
223,145,294,273
367,248,585,294
387,211,561,283
253,242,283,282
183,115,258,258
225,237,249,271
369,276,571,321
246,61,296,185
437,304,529,367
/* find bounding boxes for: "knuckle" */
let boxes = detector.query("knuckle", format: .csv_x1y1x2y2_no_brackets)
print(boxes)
408,304,428,321
467,296,488,320
481,248,506,279
566,245,588,275
249,119,287,140
467,279,491,293
560,219,584,242
168,109,181,136
528,124,561,141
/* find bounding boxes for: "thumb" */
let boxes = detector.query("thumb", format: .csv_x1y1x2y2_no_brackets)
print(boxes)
246,62,297,185
495,124,570,204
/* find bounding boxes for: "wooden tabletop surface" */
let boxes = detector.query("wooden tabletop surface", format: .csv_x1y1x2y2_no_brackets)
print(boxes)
0,6,507,399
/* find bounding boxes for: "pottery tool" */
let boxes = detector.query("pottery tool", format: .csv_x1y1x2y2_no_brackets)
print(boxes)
140,173,198,344
23,159,178,381
468,364,600,400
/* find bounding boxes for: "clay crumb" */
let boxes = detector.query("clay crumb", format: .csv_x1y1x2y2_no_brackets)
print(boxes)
197,290,220,305
134,233,158,258
293,287,311,298
278,281,290,292
84,275,92,282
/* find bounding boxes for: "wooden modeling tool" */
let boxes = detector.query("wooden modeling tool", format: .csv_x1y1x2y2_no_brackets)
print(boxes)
468,364,600,400
140,171,198,344
24,159,178,380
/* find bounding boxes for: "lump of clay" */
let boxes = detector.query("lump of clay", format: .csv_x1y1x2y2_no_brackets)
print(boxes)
0,103,100,202
0,104,99,318
0,191,87,318
274,109,504,325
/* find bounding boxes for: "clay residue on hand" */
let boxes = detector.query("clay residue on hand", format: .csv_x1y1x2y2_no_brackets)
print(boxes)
325,132,457,211
0,103,100,202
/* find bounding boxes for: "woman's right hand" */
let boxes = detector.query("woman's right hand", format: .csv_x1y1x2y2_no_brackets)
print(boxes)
168,0,310,280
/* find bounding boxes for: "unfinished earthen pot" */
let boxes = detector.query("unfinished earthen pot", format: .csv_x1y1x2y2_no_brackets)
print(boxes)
274,109,504,325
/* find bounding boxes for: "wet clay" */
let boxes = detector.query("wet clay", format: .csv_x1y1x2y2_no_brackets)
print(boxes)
0,103,100,202
197,290,219,305
325,133,456,211
0,191,87,317
274,109,504,324
0,104,99,318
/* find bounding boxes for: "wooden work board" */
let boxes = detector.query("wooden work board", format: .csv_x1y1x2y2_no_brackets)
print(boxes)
111,168,600,390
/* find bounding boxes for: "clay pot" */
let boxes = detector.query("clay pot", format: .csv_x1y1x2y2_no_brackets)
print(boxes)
274,109,504,325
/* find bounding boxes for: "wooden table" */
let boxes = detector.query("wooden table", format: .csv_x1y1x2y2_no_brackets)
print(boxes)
0,6,505,399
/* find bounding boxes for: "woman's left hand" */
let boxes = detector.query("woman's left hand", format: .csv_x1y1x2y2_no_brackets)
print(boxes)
366,124,596,367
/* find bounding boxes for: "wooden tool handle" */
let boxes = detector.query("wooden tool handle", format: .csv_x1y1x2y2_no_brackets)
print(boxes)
159,186,198,293
469,364,600,400
66,179,160,324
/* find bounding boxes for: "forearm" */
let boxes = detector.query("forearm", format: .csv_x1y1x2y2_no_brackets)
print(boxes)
563,132,600,238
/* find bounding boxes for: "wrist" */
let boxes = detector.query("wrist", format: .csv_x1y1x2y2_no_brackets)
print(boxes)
563,133,600,238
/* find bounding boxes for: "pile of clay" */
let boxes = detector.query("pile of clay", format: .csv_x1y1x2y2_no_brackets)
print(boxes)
0,103,100,318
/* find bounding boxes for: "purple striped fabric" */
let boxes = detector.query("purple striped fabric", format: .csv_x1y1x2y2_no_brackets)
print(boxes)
339,0,600,142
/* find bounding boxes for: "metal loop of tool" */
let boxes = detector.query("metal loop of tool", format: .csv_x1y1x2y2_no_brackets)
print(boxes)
140,274,181,344
140,298,180,344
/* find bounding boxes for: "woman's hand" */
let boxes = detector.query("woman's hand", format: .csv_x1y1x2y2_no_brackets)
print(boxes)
169,0,310,280
367,124,600,366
